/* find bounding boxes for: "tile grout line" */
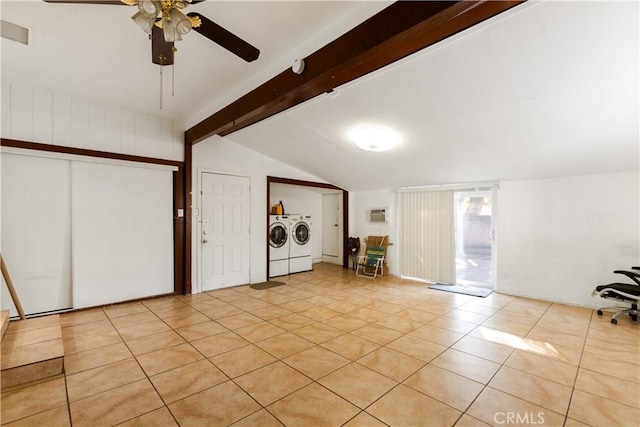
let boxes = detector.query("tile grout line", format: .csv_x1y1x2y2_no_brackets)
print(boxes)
494,301,582,425
100,303,184,426
130,297,253,422
153,284,352,426
202,280,414,426
97,301,195,425
560,308,593,427
422,298,562,425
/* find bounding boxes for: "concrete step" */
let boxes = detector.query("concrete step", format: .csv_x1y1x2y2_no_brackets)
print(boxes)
1,314,64,390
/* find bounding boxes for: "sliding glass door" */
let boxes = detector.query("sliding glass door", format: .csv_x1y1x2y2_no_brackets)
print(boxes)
454,190,493,288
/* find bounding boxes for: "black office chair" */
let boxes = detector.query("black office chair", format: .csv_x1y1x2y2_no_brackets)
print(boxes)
593,267,640,324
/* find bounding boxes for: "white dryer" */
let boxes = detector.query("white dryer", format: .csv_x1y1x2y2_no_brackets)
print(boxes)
269,215,289,277
289,214,312,273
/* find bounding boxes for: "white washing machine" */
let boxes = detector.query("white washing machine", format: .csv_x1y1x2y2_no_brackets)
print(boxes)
289,214,312,273
269,215,289,277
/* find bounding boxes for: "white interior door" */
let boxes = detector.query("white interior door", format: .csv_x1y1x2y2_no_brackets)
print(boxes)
201,173,251,290
1,153,72,316
322,193,340,264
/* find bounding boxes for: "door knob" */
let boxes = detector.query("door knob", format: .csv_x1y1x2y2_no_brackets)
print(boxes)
202,239,208,244
203,230,208,235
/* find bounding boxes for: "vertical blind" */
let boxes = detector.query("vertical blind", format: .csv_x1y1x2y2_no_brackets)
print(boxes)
398,190,455,283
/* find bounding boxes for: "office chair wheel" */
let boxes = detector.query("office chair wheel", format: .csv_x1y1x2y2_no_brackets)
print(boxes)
597,310,603,316
631,314,638,321
611,318,617,325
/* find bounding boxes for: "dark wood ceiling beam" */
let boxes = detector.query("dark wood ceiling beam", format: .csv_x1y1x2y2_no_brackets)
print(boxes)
186,0,524,145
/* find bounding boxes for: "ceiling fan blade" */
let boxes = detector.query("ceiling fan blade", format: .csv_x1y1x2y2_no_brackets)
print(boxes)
43,0,129,4
187,13,259,62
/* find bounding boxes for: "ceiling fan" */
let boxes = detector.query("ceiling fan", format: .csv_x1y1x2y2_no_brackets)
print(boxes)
42,0,260,66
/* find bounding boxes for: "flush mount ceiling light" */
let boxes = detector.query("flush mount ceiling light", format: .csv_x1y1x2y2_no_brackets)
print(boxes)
352,126,400,152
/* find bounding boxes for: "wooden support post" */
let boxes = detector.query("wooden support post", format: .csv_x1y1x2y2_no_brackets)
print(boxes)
0,254,26,320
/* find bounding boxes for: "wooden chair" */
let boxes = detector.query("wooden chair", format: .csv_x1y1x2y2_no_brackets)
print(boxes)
356,245,386,278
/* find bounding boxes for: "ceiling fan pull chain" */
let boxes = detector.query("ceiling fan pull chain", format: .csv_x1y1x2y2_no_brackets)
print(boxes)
172,63,175,97
159,66,163,109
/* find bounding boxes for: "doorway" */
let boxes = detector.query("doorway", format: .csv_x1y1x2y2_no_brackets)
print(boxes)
322,193,342,265
266,176,348,279
200,172,251,291
454,190,493,288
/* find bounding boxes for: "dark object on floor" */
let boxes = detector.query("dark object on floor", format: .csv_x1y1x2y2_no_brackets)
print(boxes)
428,283,493,298
347,237,361,271
593,267,640,324
250,281,286,290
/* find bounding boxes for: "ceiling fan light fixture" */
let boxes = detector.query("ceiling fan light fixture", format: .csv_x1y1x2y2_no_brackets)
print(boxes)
168,8,192,36
162,18,182,42
132,11,155,33
137,0,161,16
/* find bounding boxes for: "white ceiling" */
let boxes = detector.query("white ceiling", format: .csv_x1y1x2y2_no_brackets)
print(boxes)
0,0,391,121
226,1,639,191
2,1,638,192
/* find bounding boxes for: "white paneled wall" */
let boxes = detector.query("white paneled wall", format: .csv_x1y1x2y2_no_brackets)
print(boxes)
1,80,184,161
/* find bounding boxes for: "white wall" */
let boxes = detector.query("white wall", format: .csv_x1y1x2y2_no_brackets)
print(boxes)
496,171,639,307
270,183,323,262
1,80,184,161
191,136,328,290
349,189,397,274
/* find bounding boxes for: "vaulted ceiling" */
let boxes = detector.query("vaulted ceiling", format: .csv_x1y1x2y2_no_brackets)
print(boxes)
223,1,639,190
2,1,638,191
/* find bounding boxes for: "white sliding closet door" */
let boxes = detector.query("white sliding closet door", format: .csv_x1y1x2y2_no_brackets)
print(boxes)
72,161,173,308
1,153,73,316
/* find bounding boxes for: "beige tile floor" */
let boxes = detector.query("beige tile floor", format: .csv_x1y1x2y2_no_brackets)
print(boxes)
1,263,639,426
